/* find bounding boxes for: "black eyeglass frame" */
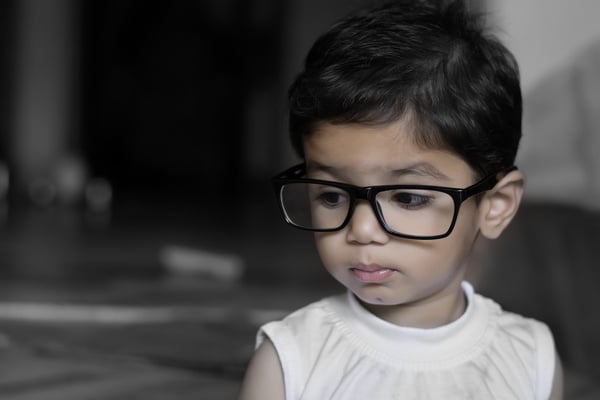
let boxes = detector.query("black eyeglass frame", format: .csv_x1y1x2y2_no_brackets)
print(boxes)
272,163,517,240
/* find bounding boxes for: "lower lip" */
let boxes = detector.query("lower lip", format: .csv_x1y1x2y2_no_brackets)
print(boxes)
351,268,395,283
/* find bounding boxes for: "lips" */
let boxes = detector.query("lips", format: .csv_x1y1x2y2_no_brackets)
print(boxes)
350,264,395,283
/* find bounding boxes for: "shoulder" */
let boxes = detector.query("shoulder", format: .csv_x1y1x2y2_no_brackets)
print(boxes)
477,292,555,351
258,293,347,348
238,338,284,400
238,294,339,400
475,292,558,399
252,293,349,398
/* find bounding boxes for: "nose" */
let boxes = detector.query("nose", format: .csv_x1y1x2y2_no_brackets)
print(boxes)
346,201,389,244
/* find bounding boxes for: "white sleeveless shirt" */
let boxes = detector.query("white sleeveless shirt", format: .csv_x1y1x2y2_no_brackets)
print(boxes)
257,282,556,399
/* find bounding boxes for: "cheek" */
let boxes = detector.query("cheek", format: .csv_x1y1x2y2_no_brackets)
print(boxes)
453,203,482,242
430,209,481,265
313,233,342,269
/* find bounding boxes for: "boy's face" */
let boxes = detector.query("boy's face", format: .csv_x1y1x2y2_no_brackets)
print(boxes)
303,119,484,326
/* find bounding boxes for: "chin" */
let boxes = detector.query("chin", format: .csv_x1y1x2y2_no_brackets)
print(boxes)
352,285,402,306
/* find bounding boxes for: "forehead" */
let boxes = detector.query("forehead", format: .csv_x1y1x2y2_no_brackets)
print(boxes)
303,120,476,185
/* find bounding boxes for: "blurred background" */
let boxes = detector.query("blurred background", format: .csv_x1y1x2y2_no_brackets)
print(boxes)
0,0,598,398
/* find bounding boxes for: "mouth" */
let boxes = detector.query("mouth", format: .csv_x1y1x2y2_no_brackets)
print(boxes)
350,263,395,283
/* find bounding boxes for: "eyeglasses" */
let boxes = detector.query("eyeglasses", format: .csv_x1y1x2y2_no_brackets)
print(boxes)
272,163,516,240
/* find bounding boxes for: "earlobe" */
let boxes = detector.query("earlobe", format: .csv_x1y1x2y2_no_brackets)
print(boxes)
479,170,525,239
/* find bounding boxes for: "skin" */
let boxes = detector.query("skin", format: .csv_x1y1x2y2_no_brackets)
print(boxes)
238,118,563,400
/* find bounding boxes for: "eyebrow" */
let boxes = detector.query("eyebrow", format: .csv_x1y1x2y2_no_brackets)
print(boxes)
306,162,451,181
389,163,451,181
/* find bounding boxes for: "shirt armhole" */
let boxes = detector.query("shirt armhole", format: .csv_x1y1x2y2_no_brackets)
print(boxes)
533,321,556,400
257,322,301,399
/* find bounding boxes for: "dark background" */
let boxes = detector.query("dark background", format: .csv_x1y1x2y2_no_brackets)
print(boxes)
79,1,279,201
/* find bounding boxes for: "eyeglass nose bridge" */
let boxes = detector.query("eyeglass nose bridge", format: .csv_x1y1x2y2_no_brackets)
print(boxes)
353,186,375,201
344,186,389,231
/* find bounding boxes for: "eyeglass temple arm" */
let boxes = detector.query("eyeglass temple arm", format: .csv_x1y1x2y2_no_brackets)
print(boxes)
274,163,306,180
462,166,518,200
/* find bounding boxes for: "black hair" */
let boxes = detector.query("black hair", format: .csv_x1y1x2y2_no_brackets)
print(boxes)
287,0,522,177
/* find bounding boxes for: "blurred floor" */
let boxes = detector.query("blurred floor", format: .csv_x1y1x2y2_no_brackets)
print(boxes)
0,195,337,399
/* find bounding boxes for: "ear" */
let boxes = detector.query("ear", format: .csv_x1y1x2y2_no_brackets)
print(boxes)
479,169,525,239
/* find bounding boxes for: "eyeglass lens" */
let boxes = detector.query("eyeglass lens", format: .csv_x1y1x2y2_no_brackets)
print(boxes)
279,182,456,237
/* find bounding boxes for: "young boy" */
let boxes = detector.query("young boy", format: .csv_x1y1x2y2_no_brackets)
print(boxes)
239,1,563,398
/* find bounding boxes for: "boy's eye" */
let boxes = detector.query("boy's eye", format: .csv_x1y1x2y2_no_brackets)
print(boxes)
315,190,348,207
389,191,432,209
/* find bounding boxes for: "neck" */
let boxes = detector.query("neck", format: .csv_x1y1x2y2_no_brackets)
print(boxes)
359,282,468,329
